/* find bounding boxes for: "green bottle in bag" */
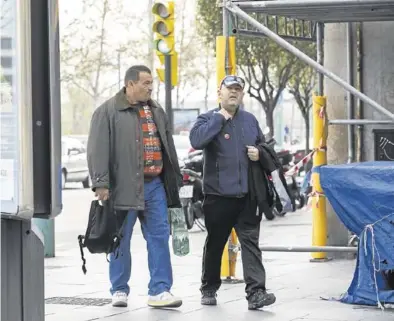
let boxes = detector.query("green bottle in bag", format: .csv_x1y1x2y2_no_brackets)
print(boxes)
169,207,190,256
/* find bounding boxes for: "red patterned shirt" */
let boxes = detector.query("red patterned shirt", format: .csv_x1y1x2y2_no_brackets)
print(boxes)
138,105,163,177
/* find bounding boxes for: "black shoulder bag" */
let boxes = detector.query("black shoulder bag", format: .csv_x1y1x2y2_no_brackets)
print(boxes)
77,200,127,274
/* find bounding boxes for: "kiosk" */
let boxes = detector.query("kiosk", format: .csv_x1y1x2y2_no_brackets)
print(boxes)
1,1,62,320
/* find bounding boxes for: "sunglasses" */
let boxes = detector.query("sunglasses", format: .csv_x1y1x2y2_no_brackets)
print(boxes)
220,75,245,89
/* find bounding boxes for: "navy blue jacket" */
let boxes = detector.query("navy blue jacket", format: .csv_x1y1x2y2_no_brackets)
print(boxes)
189,107,264,197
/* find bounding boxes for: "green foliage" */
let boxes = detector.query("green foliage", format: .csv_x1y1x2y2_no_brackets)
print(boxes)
237,34,296,114
196,0,222,46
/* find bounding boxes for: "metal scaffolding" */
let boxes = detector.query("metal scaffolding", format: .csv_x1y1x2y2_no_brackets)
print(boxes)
222,0,394,254
225,0,394,121
231,0,394,22
233,14,317,41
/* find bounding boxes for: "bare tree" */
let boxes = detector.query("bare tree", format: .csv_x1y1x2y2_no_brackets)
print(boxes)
175,0,201,108
60,0,139,110
288,66,316,152
198,44,215,111
287,42,316,152
0,0,12,30
238,37,296,137
61,85,94,134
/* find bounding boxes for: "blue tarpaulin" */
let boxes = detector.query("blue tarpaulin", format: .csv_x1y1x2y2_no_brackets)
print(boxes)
316,161,394,307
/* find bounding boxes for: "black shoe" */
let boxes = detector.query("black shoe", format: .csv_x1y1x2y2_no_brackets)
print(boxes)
201,291,217,306
248,289,276,310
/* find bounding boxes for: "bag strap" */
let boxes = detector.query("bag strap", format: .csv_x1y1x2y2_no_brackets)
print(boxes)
107,211,129,260
77,235,87,274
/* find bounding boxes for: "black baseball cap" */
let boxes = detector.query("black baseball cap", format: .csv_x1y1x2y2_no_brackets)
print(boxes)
219,75,245,89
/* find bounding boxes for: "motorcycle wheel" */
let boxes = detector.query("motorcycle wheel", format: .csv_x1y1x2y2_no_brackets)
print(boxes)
296,194,306,210
183,201,194,230
193,201,204,219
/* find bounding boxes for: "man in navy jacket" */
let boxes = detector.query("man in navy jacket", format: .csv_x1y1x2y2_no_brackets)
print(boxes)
189,75,276,310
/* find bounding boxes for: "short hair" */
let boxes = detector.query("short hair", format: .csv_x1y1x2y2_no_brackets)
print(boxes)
124,65,151,85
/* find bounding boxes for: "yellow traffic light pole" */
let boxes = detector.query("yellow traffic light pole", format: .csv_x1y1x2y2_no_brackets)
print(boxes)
217,10,242,283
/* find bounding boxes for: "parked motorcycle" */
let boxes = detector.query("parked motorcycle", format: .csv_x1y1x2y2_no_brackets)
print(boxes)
179,150,205,231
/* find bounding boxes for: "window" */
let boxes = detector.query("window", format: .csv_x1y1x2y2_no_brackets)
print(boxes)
1,56,12,69
0,37,12,50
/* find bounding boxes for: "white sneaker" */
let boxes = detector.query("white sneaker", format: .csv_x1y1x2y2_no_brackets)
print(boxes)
112,291,128,307
147,291,183,308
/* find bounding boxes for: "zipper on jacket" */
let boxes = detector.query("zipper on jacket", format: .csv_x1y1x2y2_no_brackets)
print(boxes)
216,160,220,188
232,120,242,196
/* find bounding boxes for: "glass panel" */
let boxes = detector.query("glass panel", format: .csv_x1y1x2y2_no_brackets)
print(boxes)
0,0,18,208
1,0,34,218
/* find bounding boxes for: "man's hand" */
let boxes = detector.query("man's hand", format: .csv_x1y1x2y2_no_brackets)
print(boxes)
246,145,259,161
95,188,109,201
219,108,232,120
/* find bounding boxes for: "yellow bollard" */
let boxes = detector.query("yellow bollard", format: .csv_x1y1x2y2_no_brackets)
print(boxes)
215,35,242,282
311,95,328,261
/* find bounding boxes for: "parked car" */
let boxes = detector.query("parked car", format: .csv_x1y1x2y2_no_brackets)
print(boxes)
61,137,90,189
66,134,88,148
274,144,293,166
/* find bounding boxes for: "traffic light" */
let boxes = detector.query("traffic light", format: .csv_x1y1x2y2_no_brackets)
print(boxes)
152,1,175,55
152,1,178,87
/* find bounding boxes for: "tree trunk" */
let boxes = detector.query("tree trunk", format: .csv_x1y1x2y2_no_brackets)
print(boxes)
72,102,78,134
265,107,274,138
147,0,154,72
204,77,209,111
304,114,310,153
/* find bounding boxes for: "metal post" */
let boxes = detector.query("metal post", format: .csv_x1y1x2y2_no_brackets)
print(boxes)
330,119,394,125
32,218,55,257
164,54,173,133
259,245,357,253
316,22,324,95
347,23,355,163
358,23,365,161
223,5,229,37
225,2,394,120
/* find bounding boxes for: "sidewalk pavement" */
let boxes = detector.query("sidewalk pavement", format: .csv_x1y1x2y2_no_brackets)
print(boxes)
45,208,394,321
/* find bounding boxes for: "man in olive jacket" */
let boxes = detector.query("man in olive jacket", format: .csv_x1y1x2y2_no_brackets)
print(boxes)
87,65,183,309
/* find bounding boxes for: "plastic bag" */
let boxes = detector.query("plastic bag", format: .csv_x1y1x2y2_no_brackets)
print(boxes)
168,207,190,256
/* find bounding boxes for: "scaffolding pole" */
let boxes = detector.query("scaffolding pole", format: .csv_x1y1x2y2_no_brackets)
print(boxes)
233,0,394,9
330,119,394,125
259,245,357,253
225,1,394,120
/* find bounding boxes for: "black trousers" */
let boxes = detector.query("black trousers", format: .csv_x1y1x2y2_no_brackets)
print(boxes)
200,194,266,296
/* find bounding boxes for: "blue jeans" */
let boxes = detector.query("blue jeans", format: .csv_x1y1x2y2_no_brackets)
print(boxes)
109,177,173,296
